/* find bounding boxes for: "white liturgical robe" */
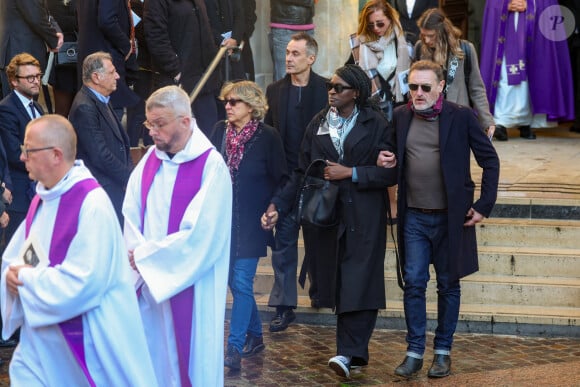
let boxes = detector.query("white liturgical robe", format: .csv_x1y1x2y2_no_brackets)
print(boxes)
1,161,157,386
123,127,232,387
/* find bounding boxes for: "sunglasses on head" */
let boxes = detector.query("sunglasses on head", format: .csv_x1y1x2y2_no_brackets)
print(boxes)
325,82,354,93
221,98,243,106
408,83,432,92
368,21,386,29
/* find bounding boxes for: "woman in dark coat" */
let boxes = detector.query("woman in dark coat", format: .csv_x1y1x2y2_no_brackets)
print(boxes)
267,64,397,378
209,80,287,371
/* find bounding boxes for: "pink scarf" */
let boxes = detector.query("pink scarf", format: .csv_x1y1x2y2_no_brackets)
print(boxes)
408,93,444,121
225,119,259,178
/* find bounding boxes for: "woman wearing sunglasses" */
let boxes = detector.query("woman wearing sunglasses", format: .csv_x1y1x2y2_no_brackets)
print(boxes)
414,8,496,140
209,80,287,371
348,0,410,225
264,64,397,378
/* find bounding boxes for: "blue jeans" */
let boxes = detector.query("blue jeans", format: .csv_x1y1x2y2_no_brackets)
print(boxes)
268,28,314,81
228,257,262,351
268,214,299,308
403,209,461,356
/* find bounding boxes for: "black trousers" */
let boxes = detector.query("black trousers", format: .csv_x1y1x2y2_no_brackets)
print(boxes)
336,309,378,366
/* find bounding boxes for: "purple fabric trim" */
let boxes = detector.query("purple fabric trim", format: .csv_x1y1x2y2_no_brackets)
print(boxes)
25,178,100,387
139,149,211,387
504,11,527,85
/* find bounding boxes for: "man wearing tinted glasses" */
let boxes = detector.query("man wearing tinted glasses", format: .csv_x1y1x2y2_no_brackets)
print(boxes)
377,60,499,379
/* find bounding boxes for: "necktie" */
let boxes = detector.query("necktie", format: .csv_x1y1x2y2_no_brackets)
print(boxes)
127,1,136,54
29,101,36,119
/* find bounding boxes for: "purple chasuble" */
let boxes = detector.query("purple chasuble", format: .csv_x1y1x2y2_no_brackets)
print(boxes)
139,148,211,387
25,178,100,387
480,0,574,120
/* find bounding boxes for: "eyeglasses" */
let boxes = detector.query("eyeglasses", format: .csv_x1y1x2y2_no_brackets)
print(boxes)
20,145,55,159
326,82,354,93
143,116,184,131
16,74,43,83
367,21,386,30
408,83,433,92
221,98,244,106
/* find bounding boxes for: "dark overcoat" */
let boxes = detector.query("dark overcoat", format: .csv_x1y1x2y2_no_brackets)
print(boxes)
275,105,397,312
393,101,500,280
209,121,288,259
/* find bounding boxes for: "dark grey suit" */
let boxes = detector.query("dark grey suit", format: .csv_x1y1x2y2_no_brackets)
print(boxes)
68,85,132,223
0,0,61,96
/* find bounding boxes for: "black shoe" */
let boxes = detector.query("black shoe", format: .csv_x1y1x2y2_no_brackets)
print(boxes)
493,125,508,141
269,309,296,332
0,339,17,348
519,125,536,139
310,298,320,308
394,355,423,378
241,333,265,357
570,126,580,133
428,354,451,378
224,345,241,370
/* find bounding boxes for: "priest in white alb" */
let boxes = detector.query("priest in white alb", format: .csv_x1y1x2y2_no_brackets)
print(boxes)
1,115,157,386
123,86,232,387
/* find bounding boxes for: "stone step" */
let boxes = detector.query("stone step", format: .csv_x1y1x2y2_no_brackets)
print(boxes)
383,246,580,278
254,264,580,308
475,218,580,248
227,294,580,335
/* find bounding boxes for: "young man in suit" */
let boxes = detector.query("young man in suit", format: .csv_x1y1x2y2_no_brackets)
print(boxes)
0,0,63,97
378,60,499,378
68,52,133,224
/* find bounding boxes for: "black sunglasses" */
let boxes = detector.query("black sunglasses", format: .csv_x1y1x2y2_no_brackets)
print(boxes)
221,98,244,106
408,83,432,92
368,21,386,29
326,82,354,93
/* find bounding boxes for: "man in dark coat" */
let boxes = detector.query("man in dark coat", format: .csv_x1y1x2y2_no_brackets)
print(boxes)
143,0,220,136
379,60,499,379
0,0,63,97
76,0,140,119
262,32,328,333
68,52,132,224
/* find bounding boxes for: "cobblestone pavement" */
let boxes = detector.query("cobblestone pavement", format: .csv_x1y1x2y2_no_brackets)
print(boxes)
0,325,577,385
224,323,580,386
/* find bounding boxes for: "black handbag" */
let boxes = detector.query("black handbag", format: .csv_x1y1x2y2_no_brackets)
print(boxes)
296,159,339,228
56,41,78,66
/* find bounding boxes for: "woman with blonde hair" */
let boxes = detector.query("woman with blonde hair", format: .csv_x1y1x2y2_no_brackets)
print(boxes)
209,80,287,371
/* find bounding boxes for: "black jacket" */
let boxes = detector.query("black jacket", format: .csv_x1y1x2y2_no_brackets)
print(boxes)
264,70,328,174
270,0,315,25
144,0,219,95
274,105,396,311
210,121,288,258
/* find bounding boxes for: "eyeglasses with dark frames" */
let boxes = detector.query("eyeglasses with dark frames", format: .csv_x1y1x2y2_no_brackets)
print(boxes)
221,98,244,106
408,83,433,92
367,21,386,30
325,82,355,93
16,74,43,83
20,145,55,159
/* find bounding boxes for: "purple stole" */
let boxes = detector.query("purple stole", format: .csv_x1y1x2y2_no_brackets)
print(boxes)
488,0,535,103
25,178,100,387
139,148,211,387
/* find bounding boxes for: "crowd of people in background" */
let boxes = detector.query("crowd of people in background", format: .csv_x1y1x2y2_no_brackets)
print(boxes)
0,0,576,384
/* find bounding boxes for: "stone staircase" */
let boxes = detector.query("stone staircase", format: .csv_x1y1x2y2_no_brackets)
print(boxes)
238,212,580,338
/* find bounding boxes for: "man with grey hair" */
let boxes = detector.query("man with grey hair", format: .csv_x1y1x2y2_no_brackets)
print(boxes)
263,32,328,332
69,51,133,224
123,86,232,386
1,114,157,385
